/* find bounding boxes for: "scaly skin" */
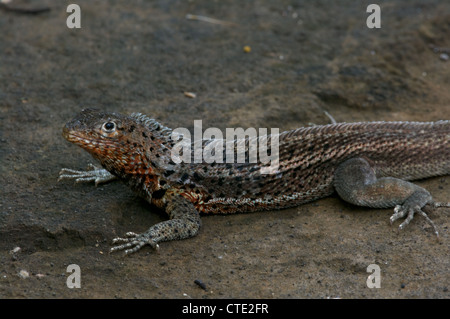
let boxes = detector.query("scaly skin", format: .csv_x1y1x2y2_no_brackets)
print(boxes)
59,109,449,254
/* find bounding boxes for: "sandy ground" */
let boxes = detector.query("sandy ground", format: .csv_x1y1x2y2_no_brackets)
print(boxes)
0,0,449,299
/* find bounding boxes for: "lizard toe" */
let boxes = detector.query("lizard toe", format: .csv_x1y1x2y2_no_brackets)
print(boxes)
390,205,407,224
110,232,159,255
390,204,439,237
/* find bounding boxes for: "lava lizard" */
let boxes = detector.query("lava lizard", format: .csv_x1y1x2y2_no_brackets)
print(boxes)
59,109,449,254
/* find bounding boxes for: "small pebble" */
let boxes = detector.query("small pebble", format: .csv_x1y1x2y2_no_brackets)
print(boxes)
243,45,251,53
184,92,196,98
439,53,448,61
10,246,21,254
194,279,207,290
18,270,29,279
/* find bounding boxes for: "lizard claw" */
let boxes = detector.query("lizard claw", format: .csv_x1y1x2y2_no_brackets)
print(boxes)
58,164,116,186
110,232,160,255
390,204,439,237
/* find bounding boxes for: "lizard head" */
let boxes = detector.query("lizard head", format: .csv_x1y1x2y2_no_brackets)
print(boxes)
62,108,172,178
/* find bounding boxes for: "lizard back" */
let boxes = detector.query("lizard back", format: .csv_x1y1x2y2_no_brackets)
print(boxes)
183,121,449,213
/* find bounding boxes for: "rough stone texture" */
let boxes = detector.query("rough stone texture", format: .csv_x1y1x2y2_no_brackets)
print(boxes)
1,0,449,298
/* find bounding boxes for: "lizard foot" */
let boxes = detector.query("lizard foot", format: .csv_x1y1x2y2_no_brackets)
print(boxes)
390,201,449,237
110,232,160,255
58,163,116,186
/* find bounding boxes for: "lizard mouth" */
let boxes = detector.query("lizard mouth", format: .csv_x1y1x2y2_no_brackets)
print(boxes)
62,126,87,143
62,126,120,158
62,126,102,150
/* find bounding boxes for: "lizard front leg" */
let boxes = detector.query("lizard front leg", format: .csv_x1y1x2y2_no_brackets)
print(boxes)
334,158,449,236
58,163,117,186
110,193,202,255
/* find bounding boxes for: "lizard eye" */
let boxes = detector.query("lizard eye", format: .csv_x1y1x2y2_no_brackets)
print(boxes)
102,121,116,132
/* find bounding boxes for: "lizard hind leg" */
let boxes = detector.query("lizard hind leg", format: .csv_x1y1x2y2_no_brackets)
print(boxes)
334,157,441,236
